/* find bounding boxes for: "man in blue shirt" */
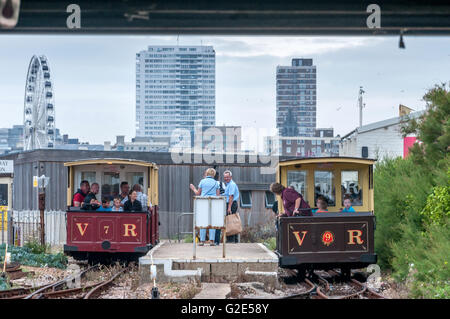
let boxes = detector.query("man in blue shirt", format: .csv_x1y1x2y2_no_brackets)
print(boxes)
223,170,240,243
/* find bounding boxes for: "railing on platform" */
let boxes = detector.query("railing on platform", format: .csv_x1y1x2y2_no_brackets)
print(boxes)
177,212,193,242
0,210,66,246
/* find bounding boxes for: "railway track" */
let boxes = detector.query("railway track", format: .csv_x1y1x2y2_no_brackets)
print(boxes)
0,264,129,299
24,264,102,299
313,270,386,299
279,269,387,299
36,264,130,299
277,269,317,299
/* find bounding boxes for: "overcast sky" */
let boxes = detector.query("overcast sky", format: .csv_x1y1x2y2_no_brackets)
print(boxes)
0,35,449,148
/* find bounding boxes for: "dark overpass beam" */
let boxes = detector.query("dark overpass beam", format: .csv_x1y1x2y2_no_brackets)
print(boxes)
1,0,449,35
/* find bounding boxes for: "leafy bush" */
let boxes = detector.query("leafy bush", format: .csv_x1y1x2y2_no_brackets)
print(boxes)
240,222,276,243
24,240,50,255
0,244,67,269
263,237,276,251
374,157,432,269
421,183,450,226
391,219,449,298
374,84,449,298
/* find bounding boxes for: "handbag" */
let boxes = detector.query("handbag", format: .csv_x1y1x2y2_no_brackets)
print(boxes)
226,212,242,236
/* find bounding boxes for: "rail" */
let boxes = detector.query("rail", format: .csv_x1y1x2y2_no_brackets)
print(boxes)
276,268,387,299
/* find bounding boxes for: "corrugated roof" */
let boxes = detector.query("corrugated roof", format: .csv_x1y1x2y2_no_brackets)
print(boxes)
341,110,424,140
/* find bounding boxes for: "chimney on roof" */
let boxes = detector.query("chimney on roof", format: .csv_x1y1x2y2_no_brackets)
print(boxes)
116,135,125,146
399,104,414,117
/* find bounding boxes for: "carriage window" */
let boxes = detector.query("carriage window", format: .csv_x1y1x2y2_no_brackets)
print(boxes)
287,170,307,199
341,171,362,206
314,171,335,206
102,172,120,200
81,172,96,185
126,172,145,190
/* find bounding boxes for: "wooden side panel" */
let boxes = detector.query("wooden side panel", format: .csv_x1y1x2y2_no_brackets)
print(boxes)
278,213,375,264
66,211,148,252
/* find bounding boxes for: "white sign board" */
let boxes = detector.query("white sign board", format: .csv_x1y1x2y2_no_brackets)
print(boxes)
194,196,226,228
0,160,13,174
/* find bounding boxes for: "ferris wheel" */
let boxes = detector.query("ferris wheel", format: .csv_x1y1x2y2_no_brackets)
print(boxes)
23,55,56,151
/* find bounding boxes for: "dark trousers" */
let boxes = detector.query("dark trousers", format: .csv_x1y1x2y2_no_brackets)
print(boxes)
214,229,221,245
226,201,239,243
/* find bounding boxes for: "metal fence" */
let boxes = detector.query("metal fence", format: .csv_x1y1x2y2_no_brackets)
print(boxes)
0,210,66,246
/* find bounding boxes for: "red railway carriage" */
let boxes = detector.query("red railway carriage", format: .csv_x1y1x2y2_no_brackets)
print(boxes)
63,159,159,260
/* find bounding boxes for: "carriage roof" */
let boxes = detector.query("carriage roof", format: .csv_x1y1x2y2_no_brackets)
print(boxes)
279,157,376,167
63,158,158,169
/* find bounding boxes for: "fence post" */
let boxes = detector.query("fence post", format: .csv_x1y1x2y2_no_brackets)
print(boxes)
38,192,45,246
8,211,13,246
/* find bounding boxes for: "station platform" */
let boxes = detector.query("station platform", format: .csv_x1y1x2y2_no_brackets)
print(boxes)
139,241,279,287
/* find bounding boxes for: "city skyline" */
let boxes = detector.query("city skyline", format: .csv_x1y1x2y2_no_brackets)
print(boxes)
0,35,449,147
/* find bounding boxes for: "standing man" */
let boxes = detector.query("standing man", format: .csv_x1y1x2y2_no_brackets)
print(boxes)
119,181,130,206
223,170,240,243
72,180,90,207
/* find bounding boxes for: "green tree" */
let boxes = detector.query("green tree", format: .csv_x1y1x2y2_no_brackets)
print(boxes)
401,83,450,182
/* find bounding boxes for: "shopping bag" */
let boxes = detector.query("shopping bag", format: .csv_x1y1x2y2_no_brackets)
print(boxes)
226,213,242,236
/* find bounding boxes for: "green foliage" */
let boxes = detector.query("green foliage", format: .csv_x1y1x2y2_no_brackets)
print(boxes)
0,244,67,269
374,157,432,269
401,83,450,173
184,234,193,243
391,220,450,298
375,84,450,298
240,223,276,243
24,239,50,255
421,184,450,226
263,237,276,251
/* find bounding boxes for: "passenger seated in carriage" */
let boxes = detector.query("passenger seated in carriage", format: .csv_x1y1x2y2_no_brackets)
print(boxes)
124,190,143,212
72,180,90,207
97,198,112,211
340,196,356,213
82,182,101,210
313,195,329,213
111,196,123,212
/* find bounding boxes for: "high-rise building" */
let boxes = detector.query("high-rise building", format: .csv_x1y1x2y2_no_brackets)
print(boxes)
276,58,316,137
135,46,216,141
